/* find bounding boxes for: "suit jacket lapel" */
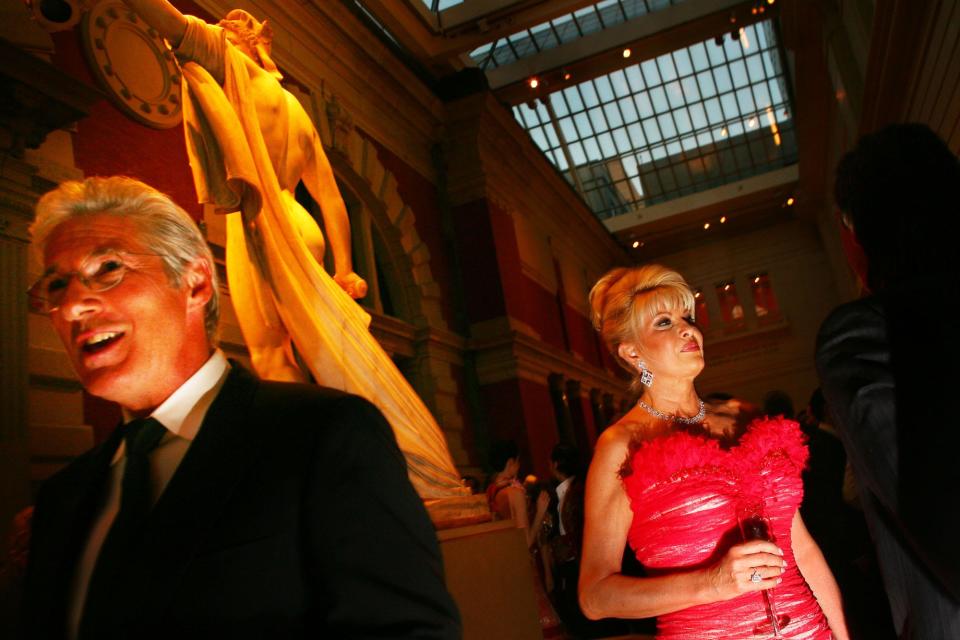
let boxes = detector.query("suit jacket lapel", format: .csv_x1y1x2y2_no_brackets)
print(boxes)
28,424,125,636
124,364,262,624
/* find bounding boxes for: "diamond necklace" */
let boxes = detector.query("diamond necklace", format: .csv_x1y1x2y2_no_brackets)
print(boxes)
636,398,705,425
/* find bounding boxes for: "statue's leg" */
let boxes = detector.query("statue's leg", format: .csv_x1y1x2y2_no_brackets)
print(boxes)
225,211,306,382
287,196,325,264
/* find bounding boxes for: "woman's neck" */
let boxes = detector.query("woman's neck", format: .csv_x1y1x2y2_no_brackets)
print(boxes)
640,377,700,416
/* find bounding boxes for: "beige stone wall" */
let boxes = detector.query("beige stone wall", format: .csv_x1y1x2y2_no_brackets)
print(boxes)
658,218,842,408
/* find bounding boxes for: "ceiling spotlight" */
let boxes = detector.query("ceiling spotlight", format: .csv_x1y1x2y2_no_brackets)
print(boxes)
724,283,731,291
720,126,728,137
720,215,727,223
751,6,758,15
703,222,711,230
563,71,572,81
754,276,761,284
528,77,539,89
748,117,758,128
622,48,632,58
695,290,702,298
632,240,640,248
767,0,776,4
729,12,737,24
786,196,795,206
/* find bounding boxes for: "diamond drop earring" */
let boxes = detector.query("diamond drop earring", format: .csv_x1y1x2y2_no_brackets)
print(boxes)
637,360,654,387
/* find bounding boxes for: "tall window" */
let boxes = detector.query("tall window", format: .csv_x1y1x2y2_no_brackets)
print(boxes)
693,287,709,329
749,272,780,324
715,280,745,331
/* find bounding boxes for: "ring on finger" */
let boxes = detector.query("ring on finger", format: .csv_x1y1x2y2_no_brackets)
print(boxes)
749,569,762,583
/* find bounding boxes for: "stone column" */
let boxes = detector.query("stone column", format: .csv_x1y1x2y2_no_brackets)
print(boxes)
0,39,99,540
0,156,37,543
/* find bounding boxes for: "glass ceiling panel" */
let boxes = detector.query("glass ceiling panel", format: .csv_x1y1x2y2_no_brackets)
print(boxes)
419,0,464,11
512,20,797,220
470,0,684,70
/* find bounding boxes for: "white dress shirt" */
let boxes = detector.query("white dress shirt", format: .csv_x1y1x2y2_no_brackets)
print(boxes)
555,476,573,536
67,350,230,639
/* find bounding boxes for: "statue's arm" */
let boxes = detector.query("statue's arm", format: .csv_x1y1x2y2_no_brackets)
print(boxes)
302,128,368,299
122,0,189,47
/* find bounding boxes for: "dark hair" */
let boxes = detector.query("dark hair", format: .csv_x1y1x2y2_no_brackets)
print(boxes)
488,440,519,473
762,390,795,419
834,123,959,290
551,444,582,477
808,388,827,423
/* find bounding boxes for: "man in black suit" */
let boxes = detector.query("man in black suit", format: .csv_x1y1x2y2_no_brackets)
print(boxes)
21,176,460,639
816,124,960,639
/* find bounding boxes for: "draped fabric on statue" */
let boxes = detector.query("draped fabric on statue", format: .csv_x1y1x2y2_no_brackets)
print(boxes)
623,418,832,639
177,17,463,498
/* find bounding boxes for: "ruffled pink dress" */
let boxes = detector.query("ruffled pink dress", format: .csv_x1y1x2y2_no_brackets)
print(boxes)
623,418,832,639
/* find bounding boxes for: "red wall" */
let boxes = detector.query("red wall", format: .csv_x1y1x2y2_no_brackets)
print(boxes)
484,200,568,349
451,199,507,324
364,137,461,331
479,378,558,480
564,302,603,367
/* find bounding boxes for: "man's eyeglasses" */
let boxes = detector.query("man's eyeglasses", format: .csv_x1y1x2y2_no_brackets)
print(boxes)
27,251,163,314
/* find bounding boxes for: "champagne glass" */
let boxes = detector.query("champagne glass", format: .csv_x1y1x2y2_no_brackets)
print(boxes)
737,504,790,638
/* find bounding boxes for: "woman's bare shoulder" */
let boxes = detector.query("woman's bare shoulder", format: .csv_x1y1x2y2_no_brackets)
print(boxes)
594,413,676,474
594,418,657,466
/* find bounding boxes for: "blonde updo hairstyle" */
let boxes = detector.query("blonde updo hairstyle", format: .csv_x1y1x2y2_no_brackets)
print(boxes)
589,264,696,381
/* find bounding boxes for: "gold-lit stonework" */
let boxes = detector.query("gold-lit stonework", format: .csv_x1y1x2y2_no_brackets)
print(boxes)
81,1,181,129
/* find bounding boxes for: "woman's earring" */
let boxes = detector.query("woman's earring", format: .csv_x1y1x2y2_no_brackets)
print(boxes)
637,361,654,387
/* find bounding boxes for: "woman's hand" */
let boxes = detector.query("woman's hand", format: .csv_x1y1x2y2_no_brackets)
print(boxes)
706,540,785,601
334,272,368,299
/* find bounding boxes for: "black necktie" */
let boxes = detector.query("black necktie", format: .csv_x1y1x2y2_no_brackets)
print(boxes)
79,417,167,638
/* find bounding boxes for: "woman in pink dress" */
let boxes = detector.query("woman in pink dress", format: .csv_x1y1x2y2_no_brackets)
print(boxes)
578,265,849,639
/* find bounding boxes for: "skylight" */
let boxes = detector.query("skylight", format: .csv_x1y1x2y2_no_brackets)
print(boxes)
470,0,682,70
419,0,464,12
512,20,796,220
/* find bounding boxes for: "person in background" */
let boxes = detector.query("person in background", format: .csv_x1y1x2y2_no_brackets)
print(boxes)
801,389,896,639
579,264,848,639
548,445,584,627
762,389,795,420
486,441,550,552
549,444,625,638
816,123,960,638
702,391,759,439
486,440,564,638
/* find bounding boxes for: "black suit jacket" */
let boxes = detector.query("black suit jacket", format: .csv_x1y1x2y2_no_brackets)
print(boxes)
816,285,960,639
23,363,461,639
